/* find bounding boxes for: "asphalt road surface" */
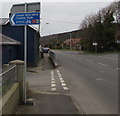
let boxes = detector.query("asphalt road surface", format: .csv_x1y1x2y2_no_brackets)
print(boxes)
53,50,118,114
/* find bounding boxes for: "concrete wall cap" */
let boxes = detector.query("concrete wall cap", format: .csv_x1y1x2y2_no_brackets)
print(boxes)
9,60,24,65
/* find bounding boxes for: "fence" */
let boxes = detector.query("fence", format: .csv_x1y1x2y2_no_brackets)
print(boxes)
49,51,56,61
0,64,17,96
49,51,60,68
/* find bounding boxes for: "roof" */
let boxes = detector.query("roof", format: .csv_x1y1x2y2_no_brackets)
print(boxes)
0,33,21,45
0,18,9,25
0,18,39,32
64,38,81,46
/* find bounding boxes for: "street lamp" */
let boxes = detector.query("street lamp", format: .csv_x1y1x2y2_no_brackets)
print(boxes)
41,23,49,33
39,22,49,47
70,33,72,50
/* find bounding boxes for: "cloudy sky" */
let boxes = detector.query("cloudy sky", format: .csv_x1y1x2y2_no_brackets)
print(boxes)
0,0,116,36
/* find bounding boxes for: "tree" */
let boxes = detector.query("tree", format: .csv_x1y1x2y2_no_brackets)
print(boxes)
79,1,118,52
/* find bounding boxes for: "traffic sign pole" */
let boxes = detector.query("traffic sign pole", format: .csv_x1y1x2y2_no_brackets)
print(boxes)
9,2,40,104
24,2,27,104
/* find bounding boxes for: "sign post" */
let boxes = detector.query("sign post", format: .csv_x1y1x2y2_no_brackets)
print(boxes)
93,42,98,53
24,2,27,104
10,2,40,104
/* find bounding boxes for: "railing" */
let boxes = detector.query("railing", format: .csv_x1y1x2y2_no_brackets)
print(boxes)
0,64,17,96
49,51,56,62
49,51,60,68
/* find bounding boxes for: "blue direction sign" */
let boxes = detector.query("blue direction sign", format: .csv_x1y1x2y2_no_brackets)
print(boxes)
10,12,40,26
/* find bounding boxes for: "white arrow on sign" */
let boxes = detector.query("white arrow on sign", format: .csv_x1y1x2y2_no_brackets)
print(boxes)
10,14,15,25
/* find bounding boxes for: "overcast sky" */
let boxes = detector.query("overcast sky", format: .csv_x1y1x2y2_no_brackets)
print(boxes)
0,0,116,36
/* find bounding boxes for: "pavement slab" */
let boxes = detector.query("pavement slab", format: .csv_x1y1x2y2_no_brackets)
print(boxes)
17,90,79,114
16,53,80,114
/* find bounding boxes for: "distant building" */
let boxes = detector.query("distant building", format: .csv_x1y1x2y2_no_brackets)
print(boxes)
0,18,40,66
63,38,81,49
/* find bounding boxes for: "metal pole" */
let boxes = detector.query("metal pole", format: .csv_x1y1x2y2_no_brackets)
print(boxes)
70,33,72,50
95,45,97,53
24,2,27,104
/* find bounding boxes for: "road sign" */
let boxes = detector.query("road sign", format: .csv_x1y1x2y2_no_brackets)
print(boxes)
93,42,98,46
10,2,40,13
10,2,40,104
10,12,40,26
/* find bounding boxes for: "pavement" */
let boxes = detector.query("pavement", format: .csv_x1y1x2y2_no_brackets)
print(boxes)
16,53,80,114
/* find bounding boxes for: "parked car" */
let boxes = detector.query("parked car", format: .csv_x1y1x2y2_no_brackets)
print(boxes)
41,47,50,53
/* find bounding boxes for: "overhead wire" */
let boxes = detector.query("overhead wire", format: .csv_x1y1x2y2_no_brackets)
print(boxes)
40,18,80,25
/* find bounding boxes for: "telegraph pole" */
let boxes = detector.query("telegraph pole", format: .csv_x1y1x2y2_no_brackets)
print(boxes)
70,33,72,50
24,2,27,104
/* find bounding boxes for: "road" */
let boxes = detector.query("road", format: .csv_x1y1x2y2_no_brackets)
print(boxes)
53,50,118,114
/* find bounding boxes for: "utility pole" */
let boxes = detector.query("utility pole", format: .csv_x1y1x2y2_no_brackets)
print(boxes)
70,33,72,50
24,2,27,104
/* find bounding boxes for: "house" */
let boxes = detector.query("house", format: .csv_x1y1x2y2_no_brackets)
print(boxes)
0,33,21,64
63,38,81,49
0,18,40,67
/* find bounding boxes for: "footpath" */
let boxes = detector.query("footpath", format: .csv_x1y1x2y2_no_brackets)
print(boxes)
16,54,80,114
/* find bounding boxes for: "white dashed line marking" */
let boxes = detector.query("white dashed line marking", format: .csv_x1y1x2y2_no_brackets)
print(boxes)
97,62,109,67
56,70,69,91
116,68,120,70
98,56,117,61
51,71,54,75
51,81,55,84
63,87,69,90
60,80,65,83
51,84,56,87
86,59,93,62
96,78,106,81
61,83,67,86
57,70,62,78
60,78,64,81
51,71,56,91
51,78,55,81
51,88,56,91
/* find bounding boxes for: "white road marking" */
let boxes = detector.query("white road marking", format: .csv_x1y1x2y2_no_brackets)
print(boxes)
96,78,106,81
51,84,56,87
99,71,105,73
60,80,65,83
60,78,64,81
61,83,67,87
63,87,69,90
58,74,62,78
97,62,109,67
98,56,117,61
51,78,55,81
50,71,57,91
86,59,93,62
116,68,120,70
57,70,62,78
51,81,55,84
51,71,54,75
51,76,54,79
56,69,69,91
51,88,56,91
51,71,54,77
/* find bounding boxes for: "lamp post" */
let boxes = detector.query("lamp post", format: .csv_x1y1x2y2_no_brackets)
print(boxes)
70,33,72,51
41,23,49,33
40,22,49,47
